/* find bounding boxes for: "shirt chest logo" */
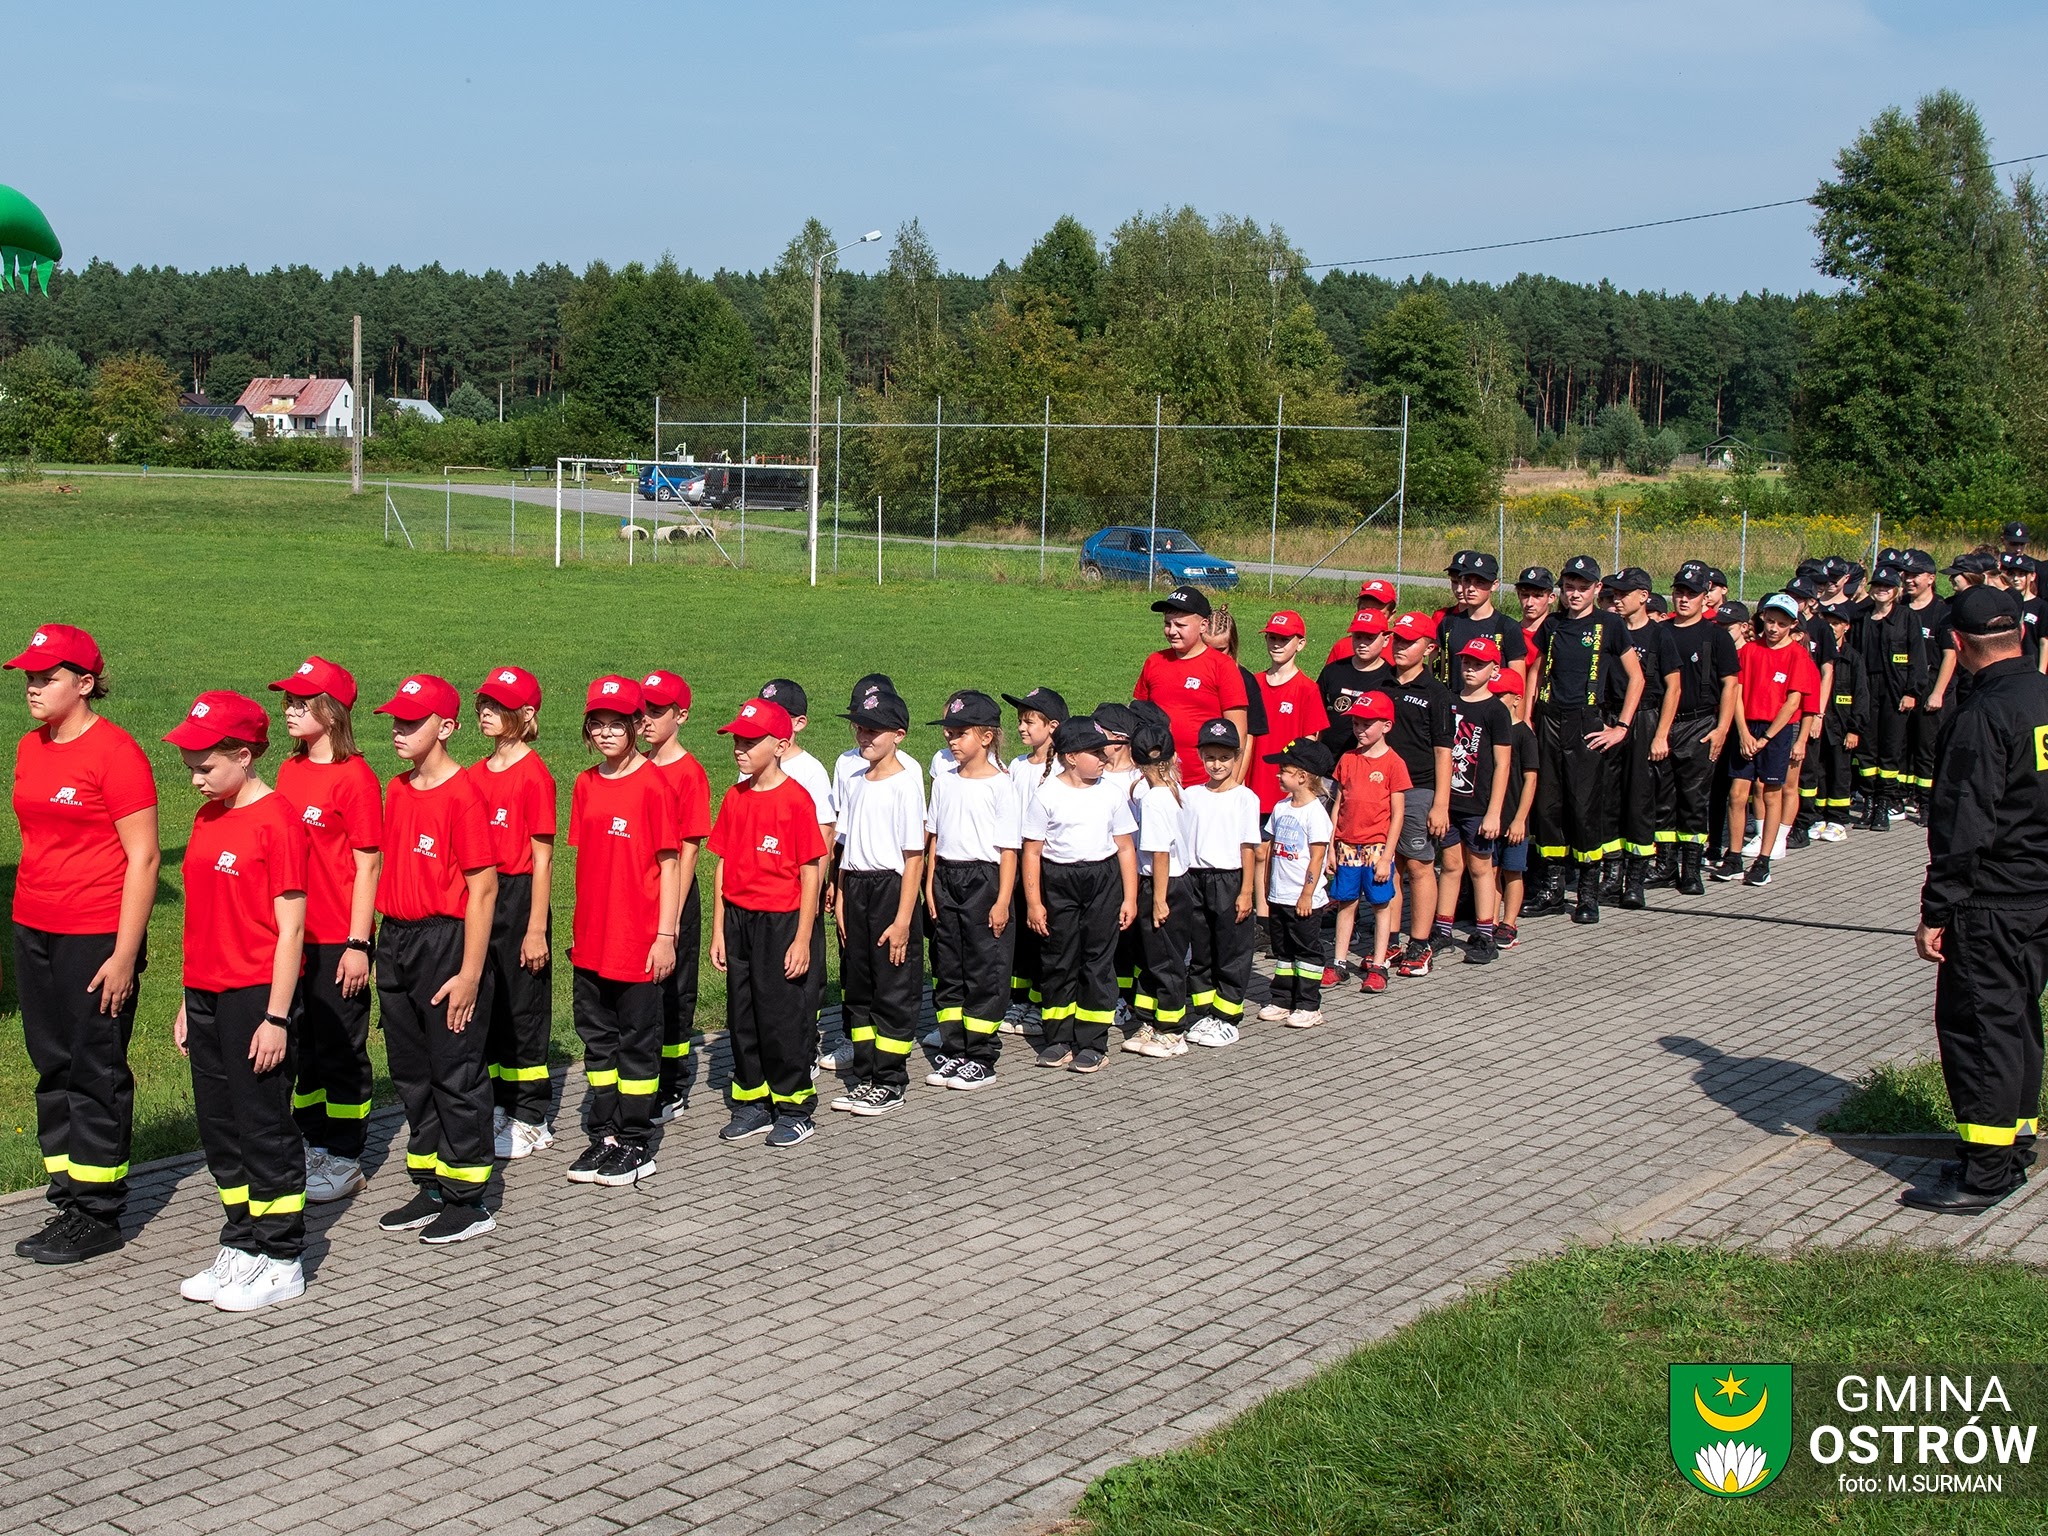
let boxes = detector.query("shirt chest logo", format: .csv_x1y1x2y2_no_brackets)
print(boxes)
415,834,437,858
1773,671,1788,684
1279,701,1293,714
1183,677,1202,690
301,805,325,827
607,816,631,837
758,834,781,854
213,851,240,875
51,786,78,805
491,808,509,827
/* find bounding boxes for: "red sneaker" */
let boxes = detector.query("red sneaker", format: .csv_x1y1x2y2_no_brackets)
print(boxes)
1360,963,1388,994
1321,965,1342,988
1496,924,1520,951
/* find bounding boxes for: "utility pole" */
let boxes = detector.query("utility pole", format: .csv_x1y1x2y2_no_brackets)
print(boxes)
351,313,363,495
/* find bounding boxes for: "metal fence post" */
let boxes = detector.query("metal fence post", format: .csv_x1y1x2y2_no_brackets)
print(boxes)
1612,503,1620,572
832,395,842,574
1268,394,1283,596
444,471,450,551
1040,395,1050,581
740,397,748,568
579,474,585,559
932,395,943,578
1394,395,1409,581
553,460,562,569
1738,504,1749,600
509,477,515,555
877,494,883,587
1871,510,1881,572
1497,501,1505,569
1147,394,1162,592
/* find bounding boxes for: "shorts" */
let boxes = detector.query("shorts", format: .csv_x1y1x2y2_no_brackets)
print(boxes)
1330,843,1395,905
1446,815,1498,857
1498,837,1530,874
1395,792,1438,862
1730,721,1795,786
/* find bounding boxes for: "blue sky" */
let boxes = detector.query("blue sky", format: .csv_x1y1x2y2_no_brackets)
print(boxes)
16,1,2047,296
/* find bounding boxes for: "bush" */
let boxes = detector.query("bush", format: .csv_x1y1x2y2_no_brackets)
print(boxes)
444,381,495,423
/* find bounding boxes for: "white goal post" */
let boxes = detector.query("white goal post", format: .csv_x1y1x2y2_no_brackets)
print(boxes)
552,456,820,578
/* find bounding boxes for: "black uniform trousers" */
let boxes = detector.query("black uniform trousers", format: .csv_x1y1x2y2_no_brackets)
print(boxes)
293,940,375,1157
15,925,141,1224
931,860,1012,1067
658,876,702,1104
1038,857,1121,1055
723,904,818,1120
1663,712,1718,846
1907,696,1947,796
1615,711,1665,858
1267,906,1322,1011
1933,904,2048,1194
1115,922,1141,1006
1534,705,1616,864
1185,867,1254,1022
1010,884,1046,1009
1814,733,1856,819
377,916,496,1204
186,984,305,1260
1135,873,1193,1034
573,968,660,1148
839,869,925,1092
482,873,554,1127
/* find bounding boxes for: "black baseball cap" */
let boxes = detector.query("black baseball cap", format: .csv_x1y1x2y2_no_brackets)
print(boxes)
1673,560,1712,593
930,689,1000,728
1447,550,1500,582
1129,721,1175,767
1515,566,1555,592
849,673,895,706
1868,565,1902,588
1784,577,1819,602
1129,699,1171,733
1900,549,1937,575
1091,701,1140,739
1261,737,1337,777
759,678,808,716
2002,552,2039,575
1706,567,1729,589
843,691,909,732
1942,552,1995,577
1820,555,1853,580
1197,717,1241,751
1052,717,1110,757
1151,585,1212,618
1002,687,1069,722
1714,601,1750,627
2005,521,2031,545
1605,566,1651,594
1561,554,1603,583
1820,601,1856,623
1950,584,2024,636
1646,593,1669,615
1878,546,1904,568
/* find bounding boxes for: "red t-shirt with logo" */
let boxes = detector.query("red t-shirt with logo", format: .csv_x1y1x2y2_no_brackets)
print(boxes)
1133,645,1249,775
1332,747,1412,845
11,717,158,934
181,792,310,991
648,751,714,843
376,770,495,921
1736,640,1821,726
568,762,679,982
708,776,829,912
463,750,558,876
275,754,383,944
1248,670,1332,813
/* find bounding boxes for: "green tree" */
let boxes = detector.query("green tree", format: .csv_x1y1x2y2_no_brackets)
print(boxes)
881,218,945,397
91,353,178,461
1362,291,1500,513
761,219,844,410
0,343,89,457
1014,215,1102,338
444,380,494,422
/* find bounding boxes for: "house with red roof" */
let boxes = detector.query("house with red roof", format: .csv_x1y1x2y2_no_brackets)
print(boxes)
233,377,355,437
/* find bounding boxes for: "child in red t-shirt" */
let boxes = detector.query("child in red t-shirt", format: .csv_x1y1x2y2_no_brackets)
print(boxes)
565,676,680,1188
465,665,558,1161
1716,596,1820,889
637,669,713,1122
166,691,310,1313
1328,692,1408,993
370,674,500,1246
710,698,829,1146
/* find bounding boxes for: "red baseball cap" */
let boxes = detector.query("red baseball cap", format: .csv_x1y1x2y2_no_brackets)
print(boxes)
1457,637,1502,664
165,690,270,750
1488,671,1525,696
719,697,794,739
477,665,542,711
1356,579,1397,605
585,675,643,714
1262,610,1307,638
640,669,692,710
5,623,104,676
1390,612,1438,643
269,655,358,708
374,674,462,720
1346,690,1395,722
1348,610,1389,637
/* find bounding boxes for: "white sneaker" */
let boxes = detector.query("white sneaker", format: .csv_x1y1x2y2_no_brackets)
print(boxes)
1827,821,1849,841
1740,833,1762,858
181,1246,259,1303
306,1154,365,1204
1121,1023,1157,1054
1285,1009,1325,1029
1135,1030,1180,1058
214,1255,305,1312
1771,827,1789,859
1257,1003,1291,1022
829,1088,859,1112
817,1041,856,1072
1187,1018,1240,1048
504,1119,554,1160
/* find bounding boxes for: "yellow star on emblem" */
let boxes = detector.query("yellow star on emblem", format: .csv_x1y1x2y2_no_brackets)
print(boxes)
1713,1371,1747,1404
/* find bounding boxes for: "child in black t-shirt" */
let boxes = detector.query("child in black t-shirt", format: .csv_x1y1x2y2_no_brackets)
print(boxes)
1439,640,1514,964
1488,672,1539,950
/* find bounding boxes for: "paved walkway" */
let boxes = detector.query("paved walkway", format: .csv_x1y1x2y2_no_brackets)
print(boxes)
0,827,2021,1536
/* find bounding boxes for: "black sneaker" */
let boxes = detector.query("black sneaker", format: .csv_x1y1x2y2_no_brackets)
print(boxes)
1785,825,1812,850
949,1060,995,1091
719,1104,775,1142
419,1203,496,1244
1035,1043,1074,1069
592,1143,656,1186
848,1086,905,1118
765,1115,815,1148
565,1137,616,1183
31,1209,124,1265
1463,932,1498,965
14,1209,70,1260
1708,852,1745,882
1743,856,1772,887
1069,1048,1106,1074
378,1189,443,1231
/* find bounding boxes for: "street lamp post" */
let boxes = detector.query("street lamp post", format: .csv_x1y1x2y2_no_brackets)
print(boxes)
811,228,883,585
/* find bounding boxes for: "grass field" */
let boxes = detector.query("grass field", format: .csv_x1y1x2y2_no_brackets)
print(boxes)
1819,1056,2047,1136
1076,1244,2048,1535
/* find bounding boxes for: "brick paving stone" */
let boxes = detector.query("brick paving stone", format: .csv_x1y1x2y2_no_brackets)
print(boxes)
3,827,2036,1535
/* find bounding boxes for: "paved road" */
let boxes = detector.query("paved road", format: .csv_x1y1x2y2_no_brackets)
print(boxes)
0,826,1964,1535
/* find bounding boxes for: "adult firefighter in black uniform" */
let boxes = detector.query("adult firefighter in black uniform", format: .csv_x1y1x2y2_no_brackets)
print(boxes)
1901,548,1957,815
1659,561,1739,894
1907,585,2048,1214
1528,555,1644,924
1608,568,1681,907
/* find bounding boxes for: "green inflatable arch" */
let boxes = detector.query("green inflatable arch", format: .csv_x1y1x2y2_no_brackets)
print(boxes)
0,184,61,294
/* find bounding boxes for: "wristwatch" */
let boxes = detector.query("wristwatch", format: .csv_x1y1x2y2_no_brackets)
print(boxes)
344,937,373,955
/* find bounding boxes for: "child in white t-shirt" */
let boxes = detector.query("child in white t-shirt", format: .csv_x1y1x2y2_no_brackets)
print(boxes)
1260,737,1336,1028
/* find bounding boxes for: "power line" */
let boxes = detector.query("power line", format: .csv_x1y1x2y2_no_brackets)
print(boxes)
1309,150,2048,272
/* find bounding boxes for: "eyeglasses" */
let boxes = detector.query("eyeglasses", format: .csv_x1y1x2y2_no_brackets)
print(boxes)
586,720,632,736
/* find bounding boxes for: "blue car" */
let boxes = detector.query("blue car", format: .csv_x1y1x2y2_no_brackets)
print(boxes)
1079,526,1239,589
637,465,707,502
